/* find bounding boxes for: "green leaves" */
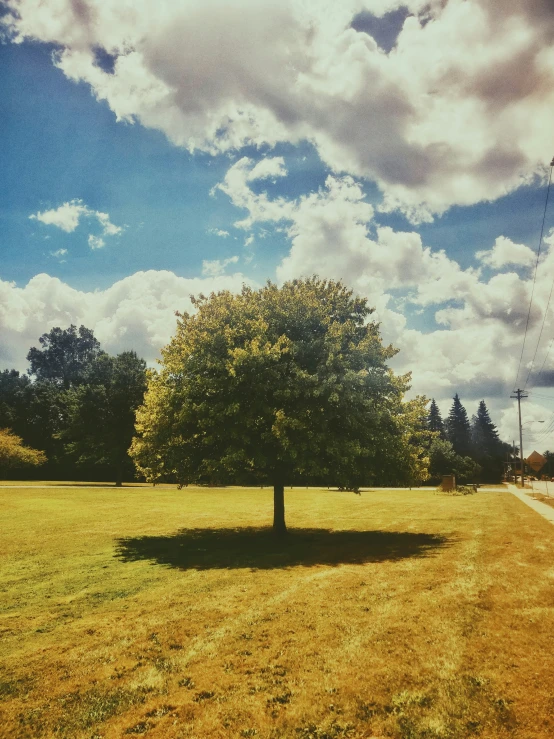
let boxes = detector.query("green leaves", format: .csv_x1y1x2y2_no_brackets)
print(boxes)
62,351,147,480
0,428,46,471
131,278,429,487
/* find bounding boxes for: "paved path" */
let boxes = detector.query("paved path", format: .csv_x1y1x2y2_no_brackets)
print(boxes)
505,483,554,526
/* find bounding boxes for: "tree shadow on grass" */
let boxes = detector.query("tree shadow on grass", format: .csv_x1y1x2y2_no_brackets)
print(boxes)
115,527,452,570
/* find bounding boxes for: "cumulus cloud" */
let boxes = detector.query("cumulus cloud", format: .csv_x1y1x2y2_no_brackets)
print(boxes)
5,0,553,219
211,157,554,409
88,234,106,250
201,255,240,277
0,270,253,372
497,400,552,452
30,200,88,232
476,236,536,270
214,156,294,230
30,199,121,234
29,199,123,250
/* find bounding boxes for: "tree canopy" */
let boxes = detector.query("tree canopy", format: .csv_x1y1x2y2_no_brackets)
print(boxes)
427,437,480,484
1,327,147,483
27,324,102,389
427,398,446,439
445,394,472,457
471,400,500,451
471,400,508,482
425,396,509,483
131,278,430,533
62,351,147,485
0,428,46,474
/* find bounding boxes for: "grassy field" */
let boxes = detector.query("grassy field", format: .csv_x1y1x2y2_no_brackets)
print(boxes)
2,485,554,739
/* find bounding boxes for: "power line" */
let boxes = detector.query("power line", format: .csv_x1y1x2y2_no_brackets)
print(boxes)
523,162,554,388
529,413,554,444
529,338,554,391
513,158,554,390
527,389,554,400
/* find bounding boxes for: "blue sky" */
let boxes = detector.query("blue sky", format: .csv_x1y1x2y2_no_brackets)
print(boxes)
2,40,548,290
1,0,554,445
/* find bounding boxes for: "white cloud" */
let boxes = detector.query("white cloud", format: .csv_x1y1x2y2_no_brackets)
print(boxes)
30,200,88,232
214,157,294,230
29,199,123,246
88,234,106,250
50,248,68,260
247,157,287,182
207,228,230,238
498,401,553,452
476,236,536,270
201,255,240,277
0,270,253,372
209,158,554,417
6,0,553,218
96,211,123,236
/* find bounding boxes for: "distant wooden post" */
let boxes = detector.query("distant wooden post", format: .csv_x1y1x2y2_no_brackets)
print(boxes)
442,474,455,492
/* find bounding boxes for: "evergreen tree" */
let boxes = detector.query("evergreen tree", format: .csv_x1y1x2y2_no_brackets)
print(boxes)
471,400,500,453
445,394,472,457
471,400,508,483
427,398,446,438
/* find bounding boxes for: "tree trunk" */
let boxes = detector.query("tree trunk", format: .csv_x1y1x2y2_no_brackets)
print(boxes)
273,482,287,535
115,461,123,487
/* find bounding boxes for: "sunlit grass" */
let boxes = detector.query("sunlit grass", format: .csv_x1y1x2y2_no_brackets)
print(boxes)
2,484,554,738
529,492,554,509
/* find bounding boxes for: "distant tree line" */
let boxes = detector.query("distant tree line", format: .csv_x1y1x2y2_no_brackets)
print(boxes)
425,394,512,484
0,317,512,488
0,325,147,484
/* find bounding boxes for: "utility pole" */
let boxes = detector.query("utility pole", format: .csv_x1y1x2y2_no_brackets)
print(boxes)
511,389,528,488
512,440,516,482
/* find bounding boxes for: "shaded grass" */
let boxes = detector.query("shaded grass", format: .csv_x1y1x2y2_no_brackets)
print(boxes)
2,485,554,738
115,527,451,570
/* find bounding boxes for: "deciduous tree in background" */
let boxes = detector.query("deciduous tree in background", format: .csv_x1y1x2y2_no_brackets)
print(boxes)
62,352,147,486
131,278,430,534
27,325,102,389
427,437,480,484
0,428,46,476
1,329,148,482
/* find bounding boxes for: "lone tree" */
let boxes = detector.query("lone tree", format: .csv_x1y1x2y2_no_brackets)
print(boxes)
445,394,472,457
131,278,429,534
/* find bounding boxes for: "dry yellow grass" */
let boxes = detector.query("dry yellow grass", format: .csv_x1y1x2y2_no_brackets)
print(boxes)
1,484,554,738
528,492,554,509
